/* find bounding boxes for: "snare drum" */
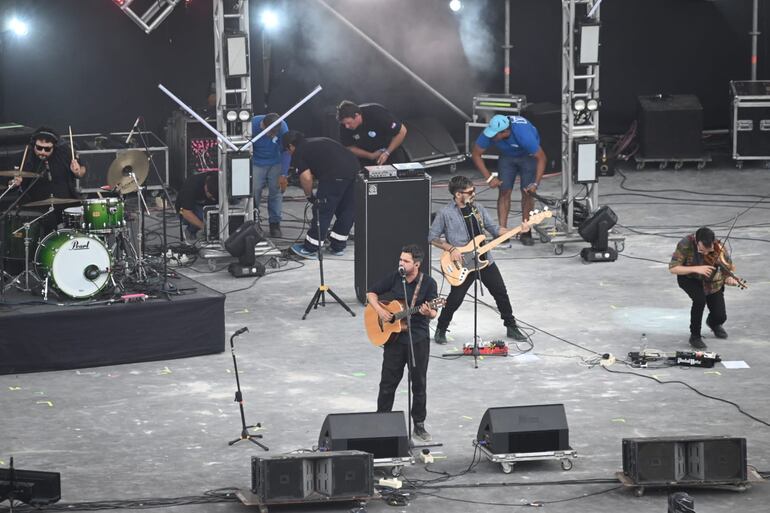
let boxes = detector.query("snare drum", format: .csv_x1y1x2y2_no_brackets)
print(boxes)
63,206,84,230
84,198,125,233
35,230,111,298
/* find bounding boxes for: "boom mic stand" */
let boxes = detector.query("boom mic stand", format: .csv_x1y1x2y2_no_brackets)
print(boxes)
227,327,268,450
301,198,355,320
399,267,417,445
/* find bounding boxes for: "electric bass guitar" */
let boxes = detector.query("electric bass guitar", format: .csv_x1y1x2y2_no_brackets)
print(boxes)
364,297,446,346
440,209,553,287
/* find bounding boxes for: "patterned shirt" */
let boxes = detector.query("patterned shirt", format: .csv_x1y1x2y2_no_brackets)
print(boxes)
669,234,733,294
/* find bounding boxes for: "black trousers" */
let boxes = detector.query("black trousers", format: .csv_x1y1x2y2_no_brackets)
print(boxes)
303,178,355,252
437,262,515,331
677,276,727,336
377,331,429,424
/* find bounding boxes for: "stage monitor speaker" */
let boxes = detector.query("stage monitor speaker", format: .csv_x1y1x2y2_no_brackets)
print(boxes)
318,411,410,459
637,95,703,159
623,436,747,485
477,404,569,454
354,175,431,304
315,452,374,498
522,103,561,173
251,455,314,501
401,117,460,163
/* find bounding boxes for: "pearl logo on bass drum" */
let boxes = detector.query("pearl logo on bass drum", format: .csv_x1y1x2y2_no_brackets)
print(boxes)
70,240,91,250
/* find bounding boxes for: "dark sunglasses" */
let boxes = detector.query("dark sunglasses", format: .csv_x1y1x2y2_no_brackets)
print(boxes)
35,144,54,152
459,188,476,195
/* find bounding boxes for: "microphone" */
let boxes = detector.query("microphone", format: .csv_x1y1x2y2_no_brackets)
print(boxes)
234,327,249,336
398,265,406,277
84,265,109,280
125,116,142,144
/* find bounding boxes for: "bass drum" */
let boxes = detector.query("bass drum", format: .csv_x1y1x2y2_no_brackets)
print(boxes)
35,230,111,299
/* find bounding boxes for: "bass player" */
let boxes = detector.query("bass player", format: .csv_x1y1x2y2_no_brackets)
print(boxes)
367,244,438,442
429,175,529,345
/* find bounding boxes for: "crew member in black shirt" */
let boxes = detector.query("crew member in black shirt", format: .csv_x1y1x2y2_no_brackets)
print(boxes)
367,244,438,442
14,127,86,232
175,172,218,240
283,130,359,258
337,101,408,166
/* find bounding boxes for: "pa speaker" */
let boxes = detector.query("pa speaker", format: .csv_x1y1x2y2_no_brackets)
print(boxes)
251,455,313,501
354,175,431,304
401,117,460,163
623,436,747,485
318,411,410,459
477,404,569,454
315,452,374,498
637,95,703,159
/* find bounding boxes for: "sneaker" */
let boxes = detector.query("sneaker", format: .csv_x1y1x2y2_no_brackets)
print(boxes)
498,241,512,249
507,325,527,341
269,223,282,238
689,334,707,349
520,231,534,246
326,247,345,256
413,423,432,442
710,325,728,339
290,243,317,259
434,329,448,345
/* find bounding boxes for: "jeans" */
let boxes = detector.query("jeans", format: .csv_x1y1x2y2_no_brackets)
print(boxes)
437,262,515,330
252,163,283,225
498,155,536,191
377,331,430,424
677,276,727,336
180,204,205,239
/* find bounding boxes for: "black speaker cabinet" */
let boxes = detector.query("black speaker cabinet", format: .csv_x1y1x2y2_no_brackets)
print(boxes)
401,117,461,163
637,95,703,159
354,175,431,304
251,451,373,503
318,411,410,459
477,404,570,454
522,102,561,173
623,436,747,485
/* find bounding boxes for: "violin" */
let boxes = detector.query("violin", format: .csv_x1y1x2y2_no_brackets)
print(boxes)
703,240,748,290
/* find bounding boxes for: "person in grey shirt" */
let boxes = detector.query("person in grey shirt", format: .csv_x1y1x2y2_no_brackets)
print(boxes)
428,175,529,344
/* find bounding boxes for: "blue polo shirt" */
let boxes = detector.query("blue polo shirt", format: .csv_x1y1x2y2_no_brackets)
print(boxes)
475,115,540,158
251,115,290,173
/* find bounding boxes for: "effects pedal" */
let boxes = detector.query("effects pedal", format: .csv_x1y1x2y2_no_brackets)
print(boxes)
228,263,265,278
463,340,508,356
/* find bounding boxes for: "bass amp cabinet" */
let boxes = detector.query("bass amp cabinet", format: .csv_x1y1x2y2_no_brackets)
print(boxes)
354,174,431,304
637,95,703,159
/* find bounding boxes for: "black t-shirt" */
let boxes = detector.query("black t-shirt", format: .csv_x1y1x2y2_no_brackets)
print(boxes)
175,172,217,212
290,137,360,182
340,104,402,153
368,271,438,337
21,146,80,201
461,205,484,240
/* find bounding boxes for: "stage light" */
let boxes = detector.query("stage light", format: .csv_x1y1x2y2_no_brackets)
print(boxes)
227,152,252,199
577,19,600,66
238,109,251,122
573,98,586,112
225,220,263,266
449,0,463,12
260,9,279,30
578,205,618,263
586,99,599,111
7,17,29,36
224,32,249,77
574,138,598,183
226,110,238,122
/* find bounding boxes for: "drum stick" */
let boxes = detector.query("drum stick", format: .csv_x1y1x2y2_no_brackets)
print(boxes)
69,126,75,161
18,144,29,173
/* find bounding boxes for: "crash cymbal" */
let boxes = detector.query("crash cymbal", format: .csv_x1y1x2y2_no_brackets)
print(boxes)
107,150,149,195
23,196,81,207
0,170,40,178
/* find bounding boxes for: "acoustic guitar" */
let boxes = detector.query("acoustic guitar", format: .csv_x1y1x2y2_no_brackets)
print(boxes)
439,209,553,287
364,297,446,346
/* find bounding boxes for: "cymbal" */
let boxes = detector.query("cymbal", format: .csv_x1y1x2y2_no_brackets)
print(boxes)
107,150,149,195
24,196,81,207
0,170,40,178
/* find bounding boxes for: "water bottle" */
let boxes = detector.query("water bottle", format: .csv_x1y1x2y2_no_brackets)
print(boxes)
639,333,648,355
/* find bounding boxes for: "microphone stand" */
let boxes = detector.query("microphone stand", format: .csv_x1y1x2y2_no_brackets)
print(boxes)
399,268,417,445
134,121,176,296
468,203,483,369
227,327,268,450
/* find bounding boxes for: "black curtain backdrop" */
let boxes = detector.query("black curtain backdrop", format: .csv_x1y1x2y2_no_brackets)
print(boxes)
0,0,763,150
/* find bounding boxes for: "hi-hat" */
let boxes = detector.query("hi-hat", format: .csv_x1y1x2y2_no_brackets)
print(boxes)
24,196,81,207
0,170,40,178
107,150,149,194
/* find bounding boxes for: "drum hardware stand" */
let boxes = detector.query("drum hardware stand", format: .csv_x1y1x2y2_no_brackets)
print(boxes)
5,207,53,293
301,198,356,320
128,173,152,282
227,327,268,451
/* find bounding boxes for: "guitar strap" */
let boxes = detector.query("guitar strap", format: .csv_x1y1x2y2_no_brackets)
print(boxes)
409,273,424,310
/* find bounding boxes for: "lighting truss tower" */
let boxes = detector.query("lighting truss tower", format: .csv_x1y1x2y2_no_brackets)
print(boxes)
114,0,182,34
560,0,600,233
212,0,254,245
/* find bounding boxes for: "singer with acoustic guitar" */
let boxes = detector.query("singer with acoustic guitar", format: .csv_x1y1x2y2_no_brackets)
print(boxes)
366,244,438,443
429,175,531,346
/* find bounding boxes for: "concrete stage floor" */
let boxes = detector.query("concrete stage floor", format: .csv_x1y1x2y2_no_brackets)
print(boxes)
1,162,769,513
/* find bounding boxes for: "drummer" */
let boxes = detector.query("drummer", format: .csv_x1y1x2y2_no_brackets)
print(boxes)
13,127,86,232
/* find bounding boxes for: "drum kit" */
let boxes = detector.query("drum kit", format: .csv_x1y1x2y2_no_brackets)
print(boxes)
0,150,154,301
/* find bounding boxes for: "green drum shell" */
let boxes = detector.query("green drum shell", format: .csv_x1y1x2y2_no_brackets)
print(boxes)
84,199,109,232
106,198,125,230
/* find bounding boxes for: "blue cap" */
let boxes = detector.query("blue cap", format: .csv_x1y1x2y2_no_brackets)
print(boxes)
483,114,511,138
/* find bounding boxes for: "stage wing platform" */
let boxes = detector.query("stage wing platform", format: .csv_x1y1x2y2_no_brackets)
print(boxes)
0,275,225,375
